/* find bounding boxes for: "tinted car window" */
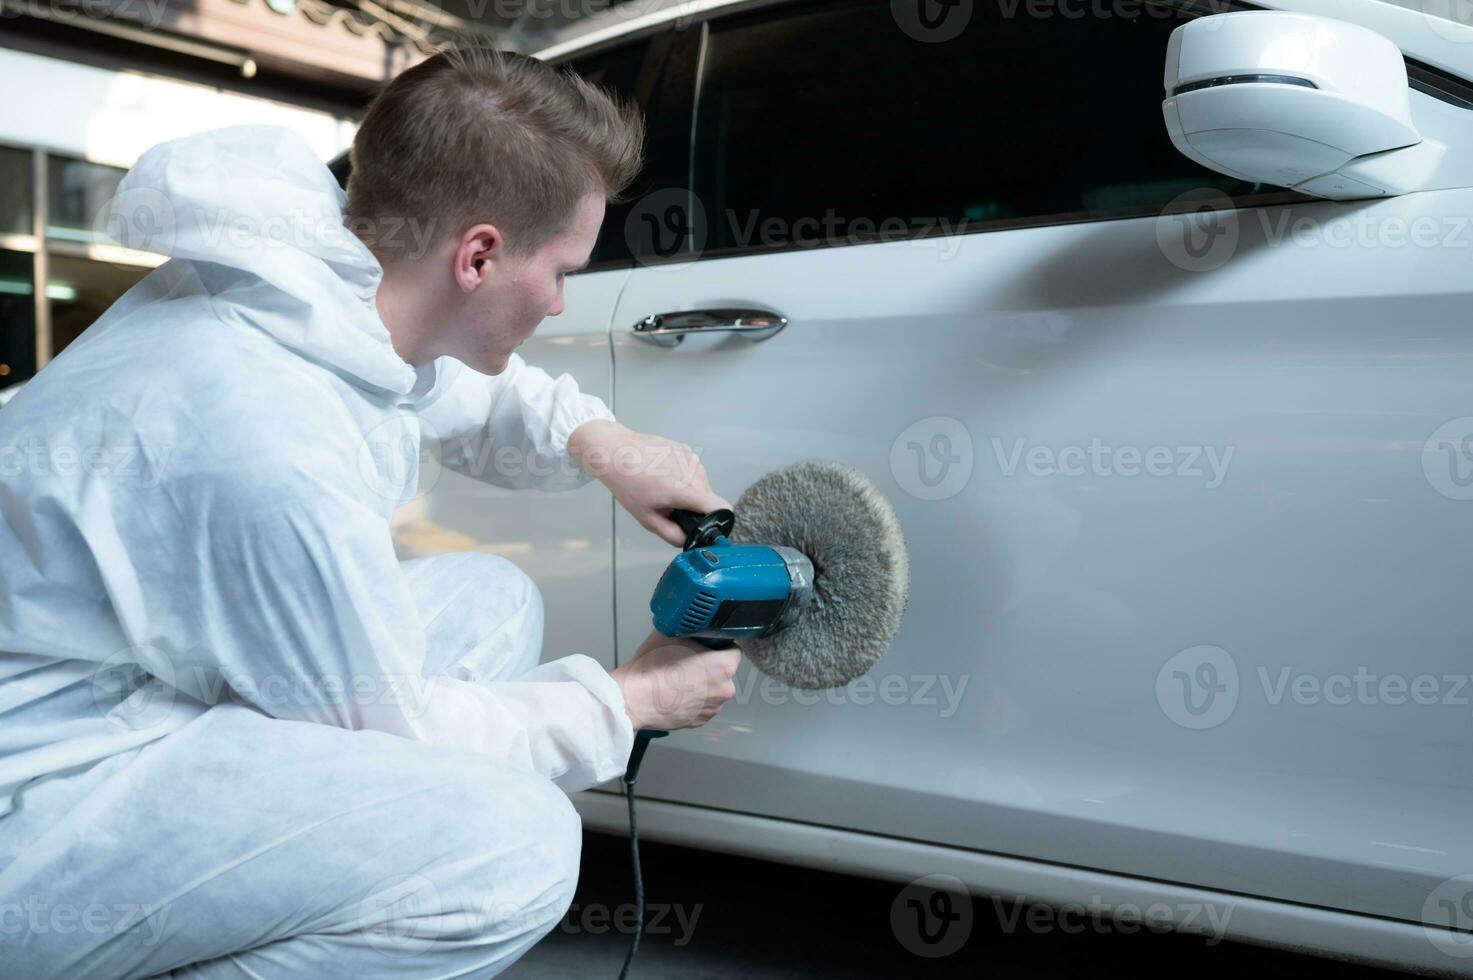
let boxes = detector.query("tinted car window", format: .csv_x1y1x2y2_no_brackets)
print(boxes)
564,33,699,267
693,0,1277,256
564,36,651,99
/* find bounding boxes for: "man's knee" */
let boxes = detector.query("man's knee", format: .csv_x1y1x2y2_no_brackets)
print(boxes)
406,551,543,621
405,551,545,680
461,553,544,677
465,552,541,614
410,760,581,943
504,774,581,938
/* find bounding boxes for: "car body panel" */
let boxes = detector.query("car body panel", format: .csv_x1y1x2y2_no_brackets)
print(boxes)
391,1,1473,970
603,176,1473,927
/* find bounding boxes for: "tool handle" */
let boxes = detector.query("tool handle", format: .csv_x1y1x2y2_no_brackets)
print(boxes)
625,728,668,784
670,508,735,551
623,635,734,780
623,637,737,782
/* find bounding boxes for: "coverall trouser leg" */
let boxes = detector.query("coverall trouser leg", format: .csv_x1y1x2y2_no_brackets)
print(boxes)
0,552,580,980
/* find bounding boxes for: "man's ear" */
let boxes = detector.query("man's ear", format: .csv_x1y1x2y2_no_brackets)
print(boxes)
453,223,503,293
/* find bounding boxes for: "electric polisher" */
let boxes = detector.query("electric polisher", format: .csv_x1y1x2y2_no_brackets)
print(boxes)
616,459,910,978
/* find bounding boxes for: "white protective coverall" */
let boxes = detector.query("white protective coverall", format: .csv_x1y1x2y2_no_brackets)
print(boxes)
0,125,637,978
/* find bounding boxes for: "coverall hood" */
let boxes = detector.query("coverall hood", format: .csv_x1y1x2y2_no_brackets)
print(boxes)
106,124,418,395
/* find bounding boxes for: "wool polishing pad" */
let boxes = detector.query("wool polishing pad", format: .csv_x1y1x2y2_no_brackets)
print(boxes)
729,460,910,690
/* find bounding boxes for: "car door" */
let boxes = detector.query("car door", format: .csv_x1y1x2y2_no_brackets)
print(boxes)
393,32,672,676
606,0,1473,927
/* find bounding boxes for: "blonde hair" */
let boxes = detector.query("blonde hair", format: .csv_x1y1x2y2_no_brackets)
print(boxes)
346,44,645,261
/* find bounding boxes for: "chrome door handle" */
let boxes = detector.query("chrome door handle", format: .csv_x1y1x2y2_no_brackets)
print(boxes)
631,308,788,348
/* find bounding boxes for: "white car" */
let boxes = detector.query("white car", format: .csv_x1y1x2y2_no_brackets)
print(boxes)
388,0,1473,973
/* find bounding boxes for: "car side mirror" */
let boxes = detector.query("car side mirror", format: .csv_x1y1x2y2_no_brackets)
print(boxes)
1163,11,1441,200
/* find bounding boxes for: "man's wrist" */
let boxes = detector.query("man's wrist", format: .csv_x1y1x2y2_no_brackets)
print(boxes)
608,664,648,731
568,419,626,475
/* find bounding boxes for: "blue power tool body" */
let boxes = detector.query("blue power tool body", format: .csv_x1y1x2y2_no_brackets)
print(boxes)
649,509,813,645
626,508,814,778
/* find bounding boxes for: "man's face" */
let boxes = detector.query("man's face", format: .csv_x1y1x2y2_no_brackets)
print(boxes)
449,192,604,375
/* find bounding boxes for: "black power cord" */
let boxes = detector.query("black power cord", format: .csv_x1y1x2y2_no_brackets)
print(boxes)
620,507,736,978
618,729,666,980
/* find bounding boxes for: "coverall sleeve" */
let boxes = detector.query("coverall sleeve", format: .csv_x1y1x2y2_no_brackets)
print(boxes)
417,354,617,492
170,470,634,793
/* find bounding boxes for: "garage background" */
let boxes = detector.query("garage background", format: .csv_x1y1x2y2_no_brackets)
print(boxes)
0,0,631,386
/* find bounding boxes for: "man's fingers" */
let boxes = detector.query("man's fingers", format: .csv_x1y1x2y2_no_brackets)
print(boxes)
670,486,732,515
648,513,687,547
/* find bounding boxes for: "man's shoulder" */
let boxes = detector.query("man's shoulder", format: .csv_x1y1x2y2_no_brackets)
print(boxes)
6,322,373,507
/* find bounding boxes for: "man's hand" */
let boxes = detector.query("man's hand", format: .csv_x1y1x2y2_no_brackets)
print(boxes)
569,420,732,547
609,629,741,731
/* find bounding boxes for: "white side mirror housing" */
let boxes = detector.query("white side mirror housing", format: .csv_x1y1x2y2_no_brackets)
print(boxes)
1163,12,1438,200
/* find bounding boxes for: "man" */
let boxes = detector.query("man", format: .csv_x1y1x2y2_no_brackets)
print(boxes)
0,46,740,977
